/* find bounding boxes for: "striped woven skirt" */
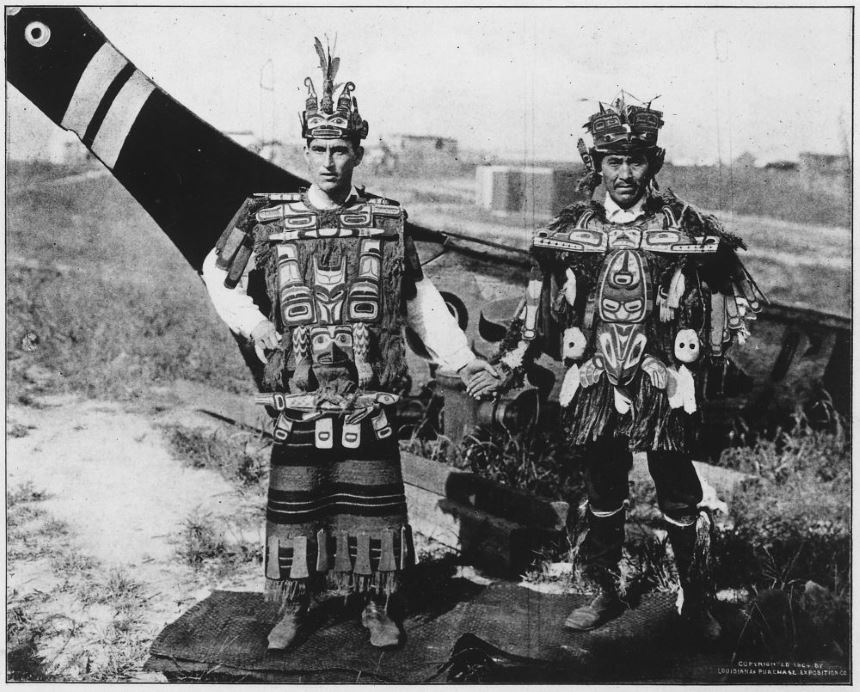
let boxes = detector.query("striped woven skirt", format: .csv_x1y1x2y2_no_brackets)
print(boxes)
264,416,413,605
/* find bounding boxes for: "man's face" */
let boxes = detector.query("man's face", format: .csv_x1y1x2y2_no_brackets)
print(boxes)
304,138,363,198
600,152,651,208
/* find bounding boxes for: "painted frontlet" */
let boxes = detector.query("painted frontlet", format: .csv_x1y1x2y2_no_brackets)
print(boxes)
579,90,664,155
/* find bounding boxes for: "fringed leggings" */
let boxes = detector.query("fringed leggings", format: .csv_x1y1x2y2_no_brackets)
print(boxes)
263,423,413,608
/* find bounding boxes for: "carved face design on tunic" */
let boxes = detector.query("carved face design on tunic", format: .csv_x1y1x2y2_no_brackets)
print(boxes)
594,249,653,385
596,249,650,323
312,257,348,324
310,325,354,366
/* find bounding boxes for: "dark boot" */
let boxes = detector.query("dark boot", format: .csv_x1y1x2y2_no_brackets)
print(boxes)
361,600,402,648
564,583,625,631
566,502,627,632
667,515,722,642
565,564,625,632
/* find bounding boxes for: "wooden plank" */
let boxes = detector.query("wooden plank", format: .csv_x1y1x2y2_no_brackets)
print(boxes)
437,499,561,576
447,474,569,531
400,451,568,531
404,484,461,552
399,450,462,496
406,484,564,576
629,452,756,505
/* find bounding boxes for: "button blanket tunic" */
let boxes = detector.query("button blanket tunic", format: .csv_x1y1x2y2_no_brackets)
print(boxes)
203,188,475,604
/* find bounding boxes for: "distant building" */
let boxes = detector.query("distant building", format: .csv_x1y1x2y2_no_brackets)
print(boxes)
475,165,584,217
384,134,459,175
798,152,850,197
763,160,798,171
798,152,850,176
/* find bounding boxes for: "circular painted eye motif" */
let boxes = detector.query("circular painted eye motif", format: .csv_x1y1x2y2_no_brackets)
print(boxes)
25,21,50,47
674,329,700,363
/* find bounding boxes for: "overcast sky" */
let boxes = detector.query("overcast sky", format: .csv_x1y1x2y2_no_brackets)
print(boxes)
6,6,852,165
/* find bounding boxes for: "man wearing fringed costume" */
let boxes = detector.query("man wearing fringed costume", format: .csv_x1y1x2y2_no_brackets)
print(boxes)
471,93,764,639
202,39,496,649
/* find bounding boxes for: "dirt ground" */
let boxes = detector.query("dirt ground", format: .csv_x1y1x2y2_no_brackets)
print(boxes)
6,389,265,681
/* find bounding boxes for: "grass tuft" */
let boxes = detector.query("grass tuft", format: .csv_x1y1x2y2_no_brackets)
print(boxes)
175,507,263,577
8,481,50,506
163,424,269,489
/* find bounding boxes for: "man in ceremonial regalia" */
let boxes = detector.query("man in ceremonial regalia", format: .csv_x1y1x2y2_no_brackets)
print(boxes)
202,39,496,650
471,93,764,639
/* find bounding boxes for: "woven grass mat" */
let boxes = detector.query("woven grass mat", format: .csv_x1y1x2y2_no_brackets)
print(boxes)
146,568,680,682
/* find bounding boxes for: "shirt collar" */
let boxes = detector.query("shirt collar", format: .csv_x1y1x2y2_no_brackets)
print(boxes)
603,193,647,222
306,185,359,210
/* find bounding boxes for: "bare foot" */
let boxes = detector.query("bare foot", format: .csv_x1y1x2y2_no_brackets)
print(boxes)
361,602,402,648
267,606,302,650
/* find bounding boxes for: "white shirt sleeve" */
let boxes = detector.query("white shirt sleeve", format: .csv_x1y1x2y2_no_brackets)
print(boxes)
406,276,476,372
201,247,269,339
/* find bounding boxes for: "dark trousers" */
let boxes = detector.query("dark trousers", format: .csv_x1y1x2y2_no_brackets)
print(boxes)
578,436,703,576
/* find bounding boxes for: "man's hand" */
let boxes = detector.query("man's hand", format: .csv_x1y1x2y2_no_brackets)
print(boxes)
251,319,281,350
251,319,281,363
459,359,500,399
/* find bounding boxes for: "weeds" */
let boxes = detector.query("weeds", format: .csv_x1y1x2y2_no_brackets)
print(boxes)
77,568,147,610
620,531,678,601
175,507,263,577
8,528,153,681
8,422,35,438
7,591,54,681
461,425,584,502
8,481,50,506
7,483,55,548
712,421,849,591
163,424,270,489
401,432,461,465
6,169,253,402
7,474,155,682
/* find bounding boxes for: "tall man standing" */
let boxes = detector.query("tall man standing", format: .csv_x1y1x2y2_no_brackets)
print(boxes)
202,39,496,650
472,93,763,639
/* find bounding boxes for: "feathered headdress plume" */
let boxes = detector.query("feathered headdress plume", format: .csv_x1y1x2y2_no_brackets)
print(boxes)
300,36,369,140
314,36,340,113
